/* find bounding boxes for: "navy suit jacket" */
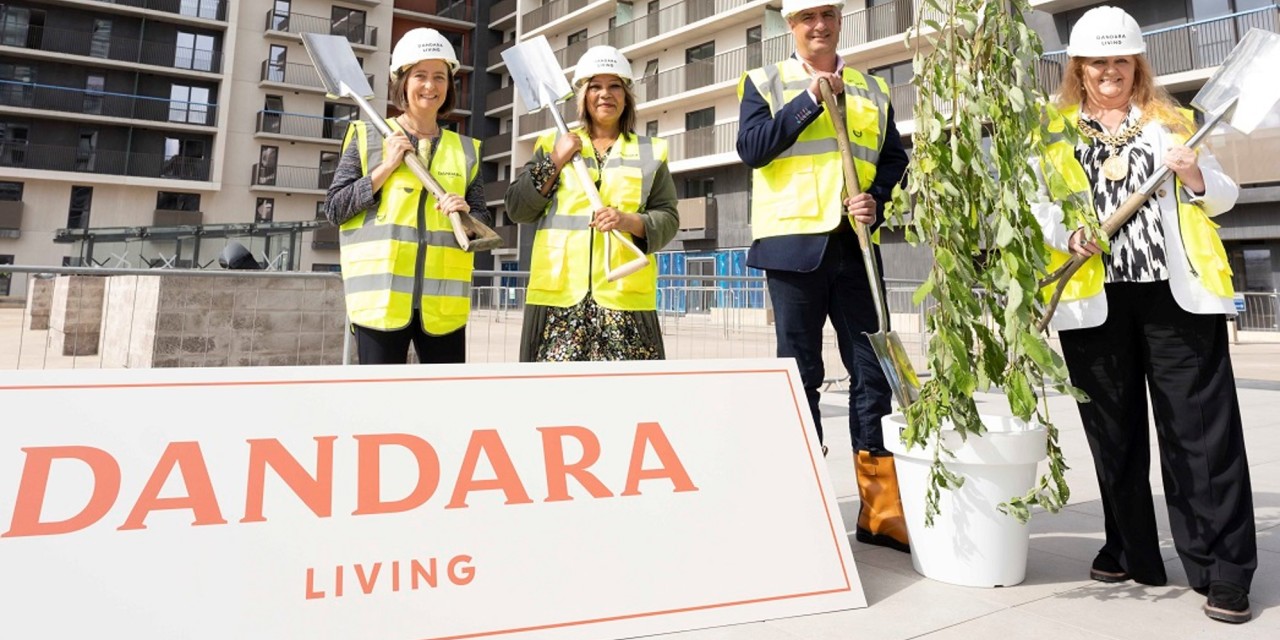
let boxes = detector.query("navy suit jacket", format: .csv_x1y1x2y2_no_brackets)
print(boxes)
737,75,908,272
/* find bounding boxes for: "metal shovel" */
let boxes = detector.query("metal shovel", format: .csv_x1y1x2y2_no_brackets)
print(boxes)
300,33,502,253
820,78,921,409
1038,29,1280,330
501,35,651,282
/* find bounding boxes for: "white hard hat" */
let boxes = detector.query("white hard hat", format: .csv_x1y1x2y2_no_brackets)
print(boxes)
390,28,459,77
1067,6,1145,57
571,46,633,88
781,0,845,19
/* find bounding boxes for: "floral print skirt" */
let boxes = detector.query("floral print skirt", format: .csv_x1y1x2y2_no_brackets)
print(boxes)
532,297,662,362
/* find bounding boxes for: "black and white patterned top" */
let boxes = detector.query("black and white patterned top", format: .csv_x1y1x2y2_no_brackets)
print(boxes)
1075,110,1168,283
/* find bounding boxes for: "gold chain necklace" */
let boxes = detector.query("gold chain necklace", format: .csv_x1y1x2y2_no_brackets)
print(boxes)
1076,111,1151,182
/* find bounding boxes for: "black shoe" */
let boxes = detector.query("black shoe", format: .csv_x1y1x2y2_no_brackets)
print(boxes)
855,527,910,553
1089,552,1130,583
1204,582,1251,624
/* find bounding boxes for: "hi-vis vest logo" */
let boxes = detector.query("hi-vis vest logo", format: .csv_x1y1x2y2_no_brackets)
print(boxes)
2,422,697,539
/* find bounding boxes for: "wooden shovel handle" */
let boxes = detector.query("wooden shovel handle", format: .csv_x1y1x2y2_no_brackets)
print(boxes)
566,152,650,282
402,150,501,253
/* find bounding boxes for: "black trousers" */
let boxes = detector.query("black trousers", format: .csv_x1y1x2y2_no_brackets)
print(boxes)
765,232,893,452
354,310,466,365
1058,281,1256,590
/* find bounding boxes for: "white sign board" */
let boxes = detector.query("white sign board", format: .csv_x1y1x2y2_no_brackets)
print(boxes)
0,359,863,640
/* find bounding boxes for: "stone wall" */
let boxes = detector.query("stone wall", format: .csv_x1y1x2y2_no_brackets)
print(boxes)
100,274,347,368
24,275,55,330
48,275,107,356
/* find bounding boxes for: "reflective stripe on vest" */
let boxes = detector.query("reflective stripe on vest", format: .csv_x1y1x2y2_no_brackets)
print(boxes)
338,119,480,334
527,129,667,311
739,60,890,240
1038,106,1233,302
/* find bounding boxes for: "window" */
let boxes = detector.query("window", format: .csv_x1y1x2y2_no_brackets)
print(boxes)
176,31,216,72
163,137,208,179
67,186,93,229
256,198,275,223
75,131,97,172
684,177,714,198
315,201,326,220
685,107,714,130
568,29,588,45
257,146,278,185
0,255,12,296
323,102,358,140
312,263,342,273
331,7,367,44
0,121,29,166
262,95,283,133
180,0,221,20
267,44,287,82
685,42,715,91
0,181,21,201
685,107,715,156
170,84,211,125
271,1,291,30
645,120,658,137
0,6,43,48
157,191,200,211
90,19,111,58
84,74,105,115
0,63,35,107
319,150,340,189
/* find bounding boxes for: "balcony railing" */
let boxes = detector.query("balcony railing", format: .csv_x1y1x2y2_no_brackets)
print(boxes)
0,142,211,181
397,0,474,22
1040,6,1280,94
518,101,577,136
113,0,228,22
260,60,373,90
255,111,352,141
2,24,224,73
0,80,217,126
762,0,941,65
488,40,515,68
665,121,739,162
485,179,510,203
486,85,514,112
264,10,378,47
483,130,512,155
632,45,757,104
523,0,592,29
252,164,335,191
312,224,339,250
490,0,518,26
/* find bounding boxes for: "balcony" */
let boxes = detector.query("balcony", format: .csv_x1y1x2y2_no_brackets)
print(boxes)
251,164,334,193
0,24,224,74
260,60,373,93
487,40,515,69
632,46,757,105
486,84,514,113
522,0,593,30
264,10,379,49
493,223,518,250
0,143,211,181
490,0,518,29
665,122,739,163
111,0,228,22
397,0,475,23
0,80,217,127
255,111,351,144
485,179,510,205
1040,7,1280,94
762,0,939,65
675,196,717,241
483,131,512,157
518,101,577,138
555,0,751,63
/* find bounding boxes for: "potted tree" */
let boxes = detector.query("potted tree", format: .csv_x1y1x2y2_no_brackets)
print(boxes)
884,0,1094,587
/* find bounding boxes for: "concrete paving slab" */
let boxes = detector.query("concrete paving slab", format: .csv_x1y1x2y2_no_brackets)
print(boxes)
912,607,1116,640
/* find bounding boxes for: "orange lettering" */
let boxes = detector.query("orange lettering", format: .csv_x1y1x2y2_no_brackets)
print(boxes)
621,422,698,496
2,446,121,538
448,554,475,585
305,567,325,600
351,434,440,516
355,561,381,594
446,429,532,509
242,437,337,522
538,426,612,502
119,442,226,530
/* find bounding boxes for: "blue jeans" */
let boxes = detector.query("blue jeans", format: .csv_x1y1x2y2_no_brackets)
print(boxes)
766,232,893,453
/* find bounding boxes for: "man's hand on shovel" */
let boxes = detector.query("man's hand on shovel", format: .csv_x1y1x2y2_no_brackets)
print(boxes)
845,192,877,226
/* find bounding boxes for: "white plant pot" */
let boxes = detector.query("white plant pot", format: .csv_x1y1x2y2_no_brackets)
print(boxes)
882,413,1047,588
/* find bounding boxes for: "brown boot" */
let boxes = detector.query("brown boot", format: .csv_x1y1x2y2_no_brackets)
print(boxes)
854,450,910,553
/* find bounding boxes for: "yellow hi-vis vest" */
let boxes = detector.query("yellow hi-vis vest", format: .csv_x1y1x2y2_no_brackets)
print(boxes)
1037,105,1233,303
527,129,667,311
738,60,890,239
338,119,480,334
